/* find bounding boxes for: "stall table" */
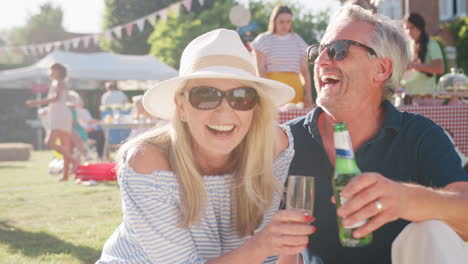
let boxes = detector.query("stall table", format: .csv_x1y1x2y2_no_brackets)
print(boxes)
101,122,156,160
278,104,468,156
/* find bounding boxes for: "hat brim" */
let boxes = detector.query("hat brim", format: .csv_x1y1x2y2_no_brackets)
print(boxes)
143,68,296,119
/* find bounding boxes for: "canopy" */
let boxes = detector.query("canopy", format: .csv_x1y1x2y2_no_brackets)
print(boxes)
0,50,178,90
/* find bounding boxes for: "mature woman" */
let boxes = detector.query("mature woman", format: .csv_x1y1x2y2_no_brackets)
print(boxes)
96,29,315,264
402,13,444,98
26,62,77,181
252,5,313,107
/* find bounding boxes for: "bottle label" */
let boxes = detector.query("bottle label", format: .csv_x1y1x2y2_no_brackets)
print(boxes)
336,149,354,159
334,131,354,158
340,195,366,229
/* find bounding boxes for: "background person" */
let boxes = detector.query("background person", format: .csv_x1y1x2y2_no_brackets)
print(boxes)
100,80,129,106
72,94,105,161
97,28,315,264
287,5,468,264
402,13,444,100
251,5,313,107
26,62,78,181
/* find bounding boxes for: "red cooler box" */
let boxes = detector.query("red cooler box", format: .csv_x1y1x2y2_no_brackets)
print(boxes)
75,162,117,181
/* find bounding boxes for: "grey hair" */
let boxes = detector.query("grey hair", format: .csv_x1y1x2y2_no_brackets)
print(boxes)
328,5,409,100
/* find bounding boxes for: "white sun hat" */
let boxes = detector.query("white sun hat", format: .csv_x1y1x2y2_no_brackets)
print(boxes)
142,28,295,119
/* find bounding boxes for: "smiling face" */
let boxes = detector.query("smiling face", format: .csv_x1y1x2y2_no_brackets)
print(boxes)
275,13,292,35
314,21,382,113
176,78,256,160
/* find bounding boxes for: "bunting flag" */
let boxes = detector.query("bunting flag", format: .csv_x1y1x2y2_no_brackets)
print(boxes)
182,0,193,11
20,46,29,55
169,3,181,16
125,23,134,37
4,0,197,56
158,8,168,22
113,26,123,39
72,37,81,49
63,40,72,51
82,36,92,48
136,18,146,32
91,34,99,45
147,13,157,26
104,30,113,41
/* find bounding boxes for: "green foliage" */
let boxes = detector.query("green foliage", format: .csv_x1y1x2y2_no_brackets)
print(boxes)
433,37,449,82
8,3,66,45
148,0,236,68
148,0,330,71
446,16,468,73
100,0,178,55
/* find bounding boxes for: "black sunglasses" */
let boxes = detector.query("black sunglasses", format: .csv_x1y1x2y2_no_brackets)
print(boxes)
187,86,258,111
307,39,377,64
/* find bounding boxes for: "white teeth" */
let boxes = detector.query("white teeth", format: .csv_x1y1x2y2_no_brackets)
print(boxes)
321,74,341,82
207,124,234,132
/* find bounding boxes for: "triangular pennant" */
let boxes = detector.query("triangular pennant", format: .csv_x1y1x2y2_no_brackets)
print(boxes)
72,38,81,49
198,0,204,6
125,23,134,36
63,40,72,50
36,45,44,54
182,0,193,11
91,34,99,45
169,3,181,16
159,8,168,21
113,26,123,39
83,36,91,48
147,14,157,26
20,46,29,55
45,43,54,52
26,45,36,56
136,18,145,32
104,30,113,41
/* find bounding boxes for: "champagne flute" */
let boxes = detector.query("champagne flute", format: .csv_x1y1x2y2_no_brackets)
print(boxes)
286,175,315,264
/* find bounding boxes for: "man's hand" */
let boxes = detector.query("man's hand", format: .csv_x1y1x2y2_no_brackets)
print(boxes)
333,172,408,238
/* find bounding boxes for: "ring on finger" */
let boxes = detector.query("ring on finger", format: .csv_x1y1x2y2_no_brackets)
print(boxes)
374,200,383,212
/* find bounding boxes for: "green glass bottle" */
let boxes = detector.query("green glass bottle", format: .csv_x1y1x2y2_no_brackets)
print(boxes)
332,122,372,247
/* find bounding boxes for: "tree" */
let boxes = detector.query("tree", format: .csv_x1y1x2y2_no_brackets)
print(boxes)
148,0,330,70
148,0,235,68
8,3,66,45
100,0,178,55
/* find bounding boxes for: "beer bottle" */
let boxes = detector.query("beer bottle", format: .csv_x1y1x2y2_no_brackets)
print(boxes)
332,122,372,247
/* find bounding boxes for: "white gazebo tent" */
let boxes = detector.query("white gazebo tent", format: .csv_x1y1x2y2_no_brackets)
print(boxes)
0,50,178,90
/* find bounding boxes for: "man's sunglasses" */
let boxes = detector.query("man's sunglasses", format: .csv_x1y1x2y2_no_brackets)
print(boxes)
307,39,377,64
187,86,258,111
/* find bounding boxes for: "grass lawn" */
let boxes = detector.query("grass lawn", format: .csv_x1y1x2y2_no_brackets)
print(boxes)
0,151,122,264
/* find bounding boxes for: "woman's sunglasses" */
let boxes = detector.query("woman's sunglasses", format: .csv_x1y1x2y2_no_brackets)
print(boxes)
307,39,376,64
187,86,258,111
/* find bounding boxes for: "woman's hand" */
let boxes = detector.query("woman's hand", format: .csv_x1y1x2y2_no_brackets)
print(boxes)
25,99,37,108
252,209,316,257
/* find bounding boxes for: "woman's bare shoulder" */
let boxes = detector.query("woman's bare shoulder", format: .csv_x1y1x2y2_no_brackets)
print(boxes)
126,143,171,174
275,125,289,156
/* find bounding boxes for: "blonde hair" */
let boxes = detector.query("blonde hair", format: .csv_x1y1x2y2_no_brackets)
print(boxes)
268,5,293,33
117,81,280,237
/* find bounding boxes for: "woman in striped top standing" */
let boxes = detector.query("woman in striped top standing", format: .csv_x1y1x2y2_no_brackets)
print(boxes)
252,5,313,108
96,29,315,264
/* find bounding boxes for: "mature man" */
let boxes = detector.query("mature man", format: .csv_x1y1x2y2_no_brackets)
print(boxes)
286,5,468,264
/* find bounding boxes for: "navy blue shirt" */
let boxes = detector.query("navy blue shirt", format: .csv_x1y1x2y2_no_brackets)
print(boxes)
287,101,467,264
